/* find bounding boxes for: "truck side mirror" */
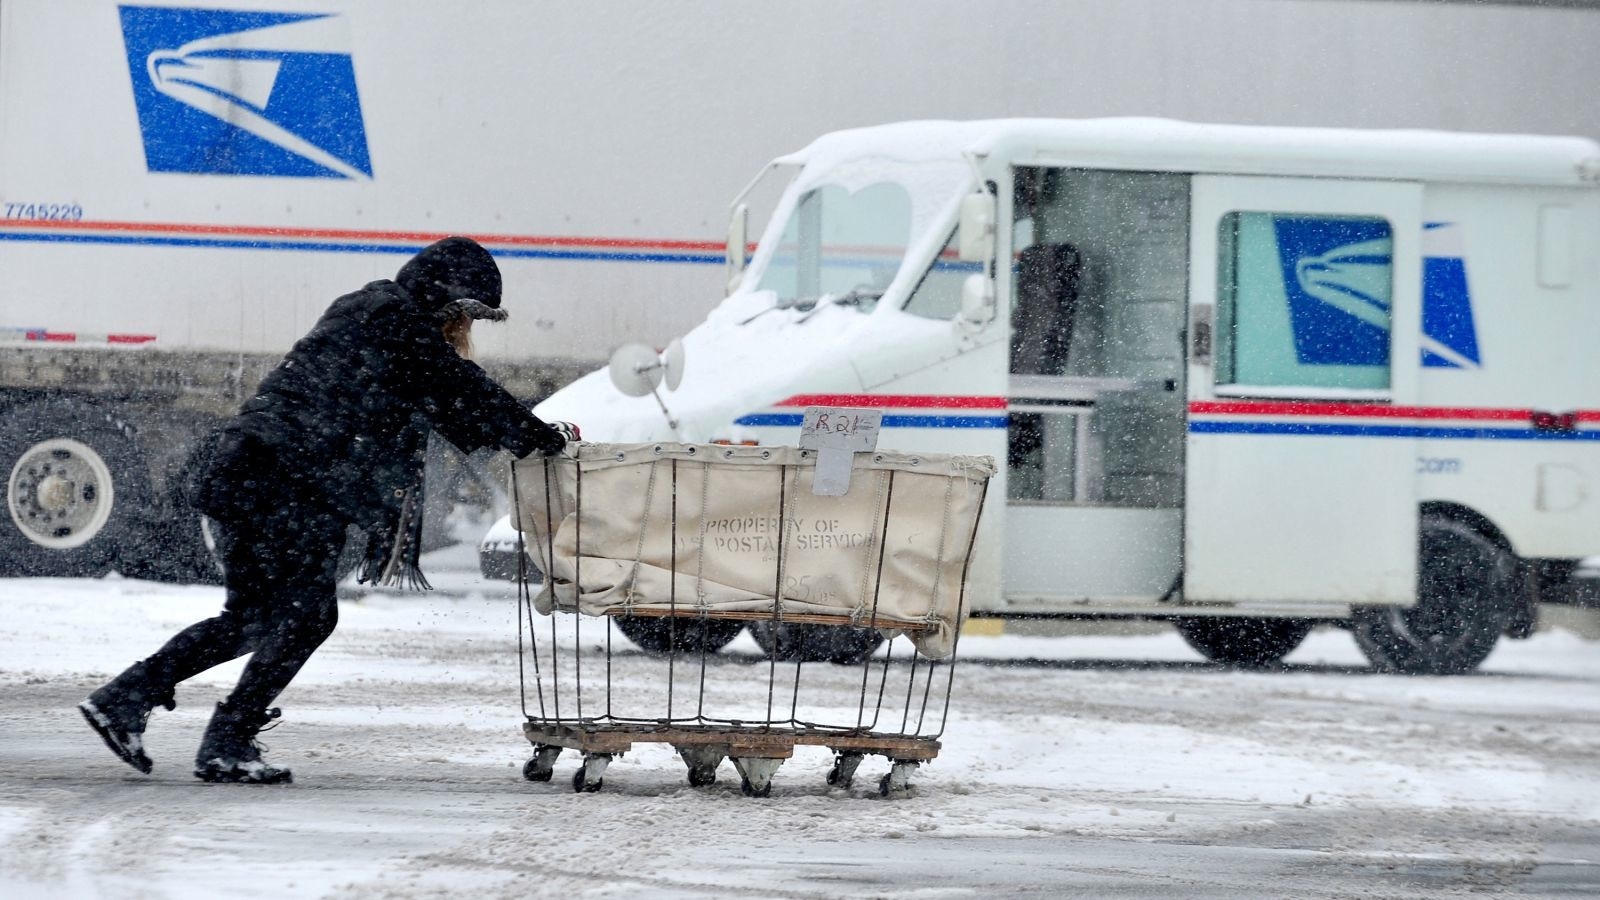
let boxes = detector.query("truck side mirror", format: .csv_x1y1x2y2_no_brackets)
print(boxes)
957,273,995,330
725,203,749,296
957,192,996,263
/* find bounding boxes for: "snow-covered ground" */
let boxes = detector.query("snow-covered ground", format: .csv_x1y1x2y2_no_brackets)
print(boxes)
2,551,1598,898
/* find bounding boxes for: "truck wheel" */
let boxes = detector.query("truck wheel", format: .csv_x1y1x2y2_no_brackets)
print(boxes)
1173,617,1312,669
0,398,151,578
749,621,886,665
614,615,743,655
116,510,220,584
1353,516,1516,675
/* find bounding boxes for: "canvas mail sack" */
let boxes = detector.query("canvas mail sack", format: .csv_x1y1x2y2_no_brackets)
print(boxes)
512,442,994,658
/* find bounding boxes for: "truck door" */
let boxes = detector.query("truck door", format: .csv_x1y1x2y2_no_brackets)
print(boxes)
1003,168,1190,607
1184,176,1422,607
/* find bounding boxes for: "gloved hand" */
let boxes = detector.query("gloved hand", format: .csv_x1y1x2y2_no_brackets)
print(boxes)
547,420,581,448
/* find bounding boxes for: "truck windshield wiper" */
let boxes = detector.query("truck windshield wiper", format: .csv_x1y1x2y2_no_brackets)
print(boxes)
739,287,884,325
796,287,884,322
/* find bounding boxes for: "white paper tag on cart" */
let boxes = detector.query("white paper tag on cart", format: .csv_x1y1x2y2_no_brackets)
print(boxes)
799,407,882,496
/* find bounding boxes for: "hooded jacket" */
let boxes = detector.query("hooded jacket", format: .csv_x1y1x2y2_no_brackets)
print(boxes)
195,242,564,586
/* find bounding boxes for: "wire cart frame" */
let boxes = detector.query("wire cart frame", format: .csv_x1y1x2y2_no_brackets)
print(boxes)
511,443,992,798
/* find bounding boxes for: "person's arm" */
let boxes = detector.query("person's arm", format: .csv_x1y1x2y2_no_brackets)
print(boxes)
393,316,569,458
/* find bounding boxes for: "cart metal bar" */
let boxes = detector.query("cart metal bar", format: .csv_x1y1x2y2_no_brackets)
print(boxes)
601,606,937,631
694,461,713,723
667,458,678,723
525,723,942,761
913,477,959,737
513,467,527,719
936,477,989,739
764,464,789,729
857,469,896,730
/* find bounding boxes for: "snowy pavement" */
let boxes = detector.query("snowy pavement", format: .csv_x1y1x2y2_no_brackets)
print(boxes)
2,559,1598,898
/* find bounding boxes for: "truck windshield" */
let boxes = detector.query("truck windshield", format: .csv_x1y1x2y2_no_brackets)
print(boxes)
753,160,970,313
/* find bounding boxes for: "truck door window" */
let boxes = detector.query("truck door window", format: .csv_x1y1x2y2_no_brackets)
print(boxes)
1216,212,1393,392
903,229,972,319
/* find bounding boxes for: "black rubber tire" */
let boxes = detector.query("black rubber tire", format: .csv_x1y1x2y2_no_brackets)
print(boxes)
1173,617,1313,669
572,768,602,793
116,429,223,584
614,615,743,655
687,766,718,787
522,757,552,782
1352,516,1517,675
479,548,542,583
0,398,151,578
748,621,886,665
740,776,771,798
825,763,852,789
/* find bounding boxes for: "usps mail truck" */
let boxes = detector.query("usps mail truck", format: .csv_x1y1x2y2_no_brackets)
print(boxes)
538,118,1600,674
4,0,1596,594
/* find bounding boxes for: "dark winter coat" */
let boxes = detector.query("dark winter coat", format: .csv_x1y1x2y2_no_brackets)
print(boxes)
194,278,564,587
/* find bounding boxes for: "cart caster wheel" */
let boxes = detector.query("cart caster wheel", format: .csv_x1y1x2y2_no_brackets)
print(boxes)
826,752,863,789
730,756,782,798
572,753,611,793
677,746,723,788
878,760,918,798
523,744,561,782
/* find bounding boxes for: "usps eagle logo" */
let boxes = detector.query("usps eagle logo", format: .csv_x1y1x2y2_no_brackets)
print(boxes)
119,6,372,179
1274,217,1481,370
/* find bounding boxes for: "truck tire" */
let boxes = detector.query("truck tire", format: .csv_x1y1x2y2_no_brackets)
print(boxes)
1352,516,1516,675
116,510,220,584
614,615,743,655
1173,617,1313,669
0,398,152,578
748,621,886,665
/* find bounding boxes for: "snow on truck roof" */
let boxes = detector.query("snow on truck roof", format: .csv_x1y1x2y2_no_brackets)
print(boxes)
775,118,1600,187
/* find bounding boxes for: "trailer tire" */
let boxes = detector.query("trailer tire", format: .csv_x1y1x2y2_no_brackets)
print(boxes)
0,398,151,578
1173,617,1312,669
1352,516,1516,675
748,621,885,665
614,615,743,655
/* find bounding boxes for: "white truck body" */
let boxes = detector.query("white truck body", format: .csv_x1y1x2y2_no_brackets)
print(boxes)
538,118,1600,670
1,0,1596,602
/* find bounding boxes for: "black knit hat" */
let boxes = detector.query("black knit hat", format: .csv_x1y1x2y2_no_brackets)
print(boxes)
396,236,507,322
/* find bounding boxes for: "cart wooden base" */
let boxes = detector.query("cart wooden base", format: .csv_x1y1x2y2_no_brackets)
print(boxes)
522,722,939,797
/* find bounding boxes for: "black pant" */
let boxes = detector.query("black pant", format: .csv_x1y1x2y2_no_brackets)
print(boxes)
136,501,346,713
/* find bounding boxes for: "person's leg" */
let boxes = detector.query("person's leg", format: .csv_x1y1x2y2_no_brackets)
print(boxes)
80,515,281,774
195,505,345,784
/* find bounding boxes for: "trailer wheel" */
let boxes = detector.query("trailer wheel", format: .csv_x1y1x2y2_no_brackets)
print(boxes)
749,621,885,665
1353,516,1516,675
0,398,151,578
1173,617,1312,669
614,615,743,655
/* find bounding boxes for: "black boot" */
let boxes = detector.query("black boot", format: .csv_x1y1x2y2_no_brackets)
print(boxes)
193,701,293,784
79,662,176,775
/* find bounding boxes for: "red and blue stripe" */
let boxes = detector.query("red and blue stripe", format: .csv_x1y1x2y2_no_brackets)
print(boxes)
735,394,1009,429
1191,401,1600,442
735,395,1600,442
0,219,732,265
